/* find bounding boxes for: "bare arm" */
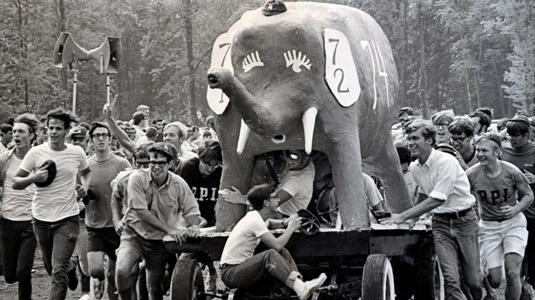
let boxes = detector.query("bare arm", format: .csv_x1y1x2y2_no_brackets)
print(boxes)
13,167,47,190
502,180,534,219
382,197,443,224
111,186,125,234
103,103,136,152
277,189,292,205
259,214,301,251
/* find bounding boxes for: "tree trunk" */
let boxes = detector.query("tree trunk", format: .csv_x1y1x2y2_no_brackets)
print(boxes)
56,0,68,108
466,69,472,112
400,0,408,105
418,6,429,118
184,0,198,125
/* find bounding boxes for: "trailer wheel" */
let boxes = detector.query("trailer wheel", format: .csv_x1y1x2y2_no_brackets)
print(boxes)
362,254,396,300
170,257,206,300
414,255,444,300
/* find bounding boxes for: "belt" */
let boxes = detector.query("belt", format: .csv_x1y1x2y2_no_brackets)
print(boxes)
434,207,473,220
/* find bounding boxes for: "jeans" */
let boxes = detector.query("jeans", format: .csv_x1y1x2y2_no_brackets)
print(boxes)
0,219,37,300
33,215,79,300
221,248,300,289
432,209,482,300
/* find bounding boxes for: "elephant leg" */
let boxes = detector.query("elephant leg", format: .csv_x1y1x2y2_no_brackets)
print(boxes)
363,143,412,213
328,137,369,230
216,154,254,232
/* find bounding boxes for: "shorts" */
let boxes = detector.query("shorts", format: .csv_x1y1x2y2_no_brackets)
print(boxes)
479,213,528,269
117,226,168,275
87,227,120,261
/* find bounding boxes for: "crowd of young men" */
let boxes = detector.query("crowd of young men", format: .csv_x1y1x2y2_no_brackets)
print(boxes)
388,107,535,300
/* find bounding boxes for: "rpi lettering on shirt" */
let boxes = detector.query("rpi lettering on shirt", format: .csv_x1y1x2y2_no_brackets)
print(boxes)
191,187,218,202
477,188,508,205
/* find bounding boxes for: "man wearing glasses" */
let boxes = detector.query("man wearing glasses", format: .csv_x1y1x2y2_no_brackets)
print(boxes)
448,118,478,170
115,142,201,300
85,122,131,299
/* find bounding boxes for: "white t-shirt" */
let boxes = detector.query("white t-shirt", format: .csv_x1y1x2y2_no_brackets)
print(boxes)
220,211,269,265
277,163,315,216
19,143,89,222
2,155,35,221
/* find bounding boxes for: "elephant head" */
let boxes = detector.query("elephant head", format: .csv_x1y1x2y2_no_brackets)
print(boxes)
207,1,411,231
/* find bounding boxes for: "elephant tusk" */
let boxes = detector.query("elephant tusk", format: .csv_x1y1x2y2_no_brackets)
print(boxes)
236,119,251,155
302,107,318,155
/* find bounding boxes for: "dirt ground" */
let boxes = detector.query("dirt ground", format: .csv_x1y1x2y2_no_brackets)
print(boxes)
0,247,527,300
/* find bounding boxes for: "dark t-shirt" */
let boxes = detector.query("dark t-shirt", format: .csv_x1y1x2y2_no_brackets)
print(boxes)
179,157,221,226
501,141,535,218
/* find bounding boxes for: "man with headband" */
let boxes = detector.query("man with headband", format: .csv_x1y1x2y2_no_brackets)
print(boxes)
467,133,533,299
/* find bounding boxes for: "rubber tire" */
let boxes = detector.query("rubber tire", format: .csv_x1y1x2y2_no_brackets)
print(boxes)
362,254,396,300
414,255,444,300
170,258,206,300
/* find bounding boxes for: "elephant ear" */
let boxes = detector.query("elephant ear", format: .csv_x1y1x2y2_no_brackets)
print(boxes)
323,28,361,107
206,33,234,115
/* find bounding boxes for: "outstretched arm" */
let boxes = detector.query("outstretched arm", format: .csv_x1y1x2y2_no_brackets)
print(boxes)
103,102,136,152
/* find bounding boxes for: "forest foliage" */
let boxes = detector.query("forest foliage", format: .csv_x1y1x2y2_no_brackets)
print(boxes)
0,0,533,124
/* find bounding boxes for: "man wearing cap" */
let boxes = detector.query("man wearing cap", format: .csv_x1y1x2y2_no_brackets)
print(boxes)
381,119,482,300
467,133,533,300
85,122,131,299
115,142,202,300
13,108,91,300
0,113,40,300
69,125,89,154
501,115,535,296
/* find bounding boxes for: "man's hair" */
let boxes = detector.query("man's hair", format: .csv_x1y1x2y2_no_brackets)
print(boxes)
133,143,153,161
247,184,275,211
46,108,78,130
164,122,187,139
1,124,13,134
202,131,213,139
506,118,530,136
405,119,436,146
469,110,491,130
431,110,455,125
132,112,145,125
145,126,158,139
14,113,40,142
398,107,414,118
137,105,149,112
198,140,222,163
79,122,90,131
475,132,502,151
475,107,493,119
448,118,475,137
89,122,110,138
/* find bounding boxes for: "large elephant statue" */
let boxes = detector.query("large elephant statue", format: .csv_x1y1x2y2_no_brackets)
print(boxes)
207,0,411,231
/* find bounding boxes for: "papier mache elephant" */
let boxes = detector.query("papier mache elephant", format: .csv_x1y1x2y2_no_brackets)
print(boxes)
207,0,411,231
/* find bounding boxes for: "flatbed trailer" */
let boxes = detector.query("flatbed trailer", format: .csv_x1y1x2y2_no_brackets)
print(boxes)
163,223,444,300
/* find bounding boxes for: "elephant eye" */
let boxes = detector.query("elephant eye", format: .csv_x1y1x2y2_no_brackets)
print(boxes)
242,51,264,73
283,50,311,73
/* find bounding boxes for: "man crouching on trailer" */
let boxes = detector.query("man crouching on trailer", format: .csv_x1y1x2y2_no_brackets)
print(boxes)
219,184,327,300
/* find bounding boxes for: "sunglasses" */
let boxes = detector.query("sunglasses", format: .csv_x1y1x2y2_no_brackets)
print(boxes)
149,161,168,167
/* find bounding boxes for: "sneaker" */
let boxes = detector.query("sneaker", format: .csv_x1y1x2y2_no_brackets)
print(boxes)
92,277,105,299
296,273,327,300
68,265,79,291
206,273,217,294
521,281,534,300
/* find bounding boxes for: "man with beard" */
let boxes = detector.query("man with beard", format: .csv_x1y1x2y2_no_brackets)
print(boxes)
501,115,535,297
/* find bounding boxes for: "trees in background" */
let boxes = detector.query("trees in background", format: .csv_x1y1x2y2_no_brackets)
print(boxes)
0,0,533,123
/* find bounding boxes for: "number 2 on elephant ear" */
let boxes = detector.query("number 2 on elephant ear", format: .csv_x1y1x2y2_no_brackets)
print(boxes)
207,33,234,115
324,28,361,108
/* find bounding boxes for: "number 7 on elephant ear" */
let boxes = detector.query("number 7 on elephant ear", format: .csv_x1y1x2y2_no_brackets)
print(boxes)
207,33,234,115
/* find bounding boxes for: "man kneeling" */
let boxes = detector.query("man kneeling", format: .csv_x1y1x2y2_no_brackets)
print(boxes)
219,184,326,300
